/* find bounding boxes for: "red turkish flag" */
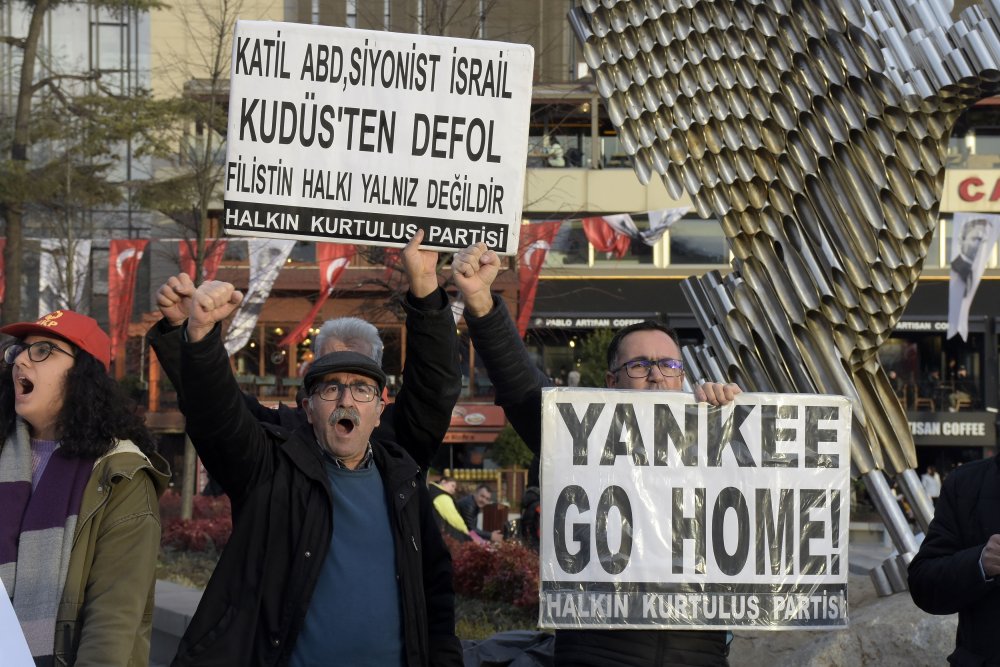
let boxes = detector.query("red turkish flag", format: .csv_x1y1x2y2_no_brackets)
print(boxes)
278,243,355,348
381,247,403,281
108,239,149,358
517,221,562,338
179,239,228,281
582,216,631,258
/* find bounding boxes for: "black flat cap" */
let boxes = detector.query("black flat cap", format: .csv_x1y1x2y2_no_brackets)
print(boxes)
303,351,387,394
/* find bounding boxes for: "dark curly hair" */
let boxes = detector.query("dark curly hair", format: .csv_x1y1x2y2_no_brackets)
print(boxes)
0,348,155,457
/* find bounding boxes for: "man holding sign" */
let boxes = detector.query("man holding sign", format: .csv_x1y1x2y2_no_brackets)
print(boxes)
452,241,741,666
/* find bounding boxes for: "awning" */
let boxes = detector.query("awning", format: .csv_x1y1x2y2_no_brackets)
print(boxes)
444,404,506,444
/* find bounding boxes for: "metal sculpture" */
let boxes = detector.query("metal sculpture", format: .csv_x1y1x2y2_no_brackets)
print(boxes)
569,0,1000,596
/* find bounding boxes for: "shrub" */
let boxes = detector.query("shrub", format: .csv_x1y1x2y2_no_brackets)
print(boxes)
160,490,233,552
450,538,540,610
162,517,232,551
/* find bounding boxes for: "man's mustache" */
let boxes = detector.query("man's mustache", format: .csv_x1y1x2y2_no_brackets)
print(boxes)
328,406,361,427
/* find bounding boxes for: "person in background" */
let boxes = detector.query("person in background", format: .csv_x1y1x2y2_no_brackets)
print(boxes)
452,241,741,666
921,464,942,509
909,453,1000,666
456,483,503,543
0,310,169,664
148,230,460,471
430,476,487,544
543,135,565,167
950,366,974,411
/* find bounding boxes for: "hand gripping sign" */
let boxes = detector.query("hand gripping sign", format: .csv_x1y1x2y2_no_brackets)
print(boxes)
540,389,851,631
224,20,533,254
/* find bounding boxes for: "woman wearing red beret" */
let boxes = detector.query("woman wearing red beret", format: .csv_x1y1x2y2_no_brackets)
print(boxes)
0,310,169,666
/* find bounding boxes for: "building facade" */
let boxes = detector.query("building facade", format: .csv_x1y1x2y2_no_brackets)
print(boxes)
4,0,1000,475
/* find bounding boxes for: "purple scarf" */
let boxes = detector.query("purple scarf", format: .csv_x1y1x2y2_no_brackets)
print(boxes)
0,420,93,660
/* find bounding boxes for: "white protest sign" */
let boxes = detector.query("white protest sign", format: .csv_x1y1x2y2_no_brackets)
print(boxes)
224,21,533,254
539,389,851,631
0,578,33,665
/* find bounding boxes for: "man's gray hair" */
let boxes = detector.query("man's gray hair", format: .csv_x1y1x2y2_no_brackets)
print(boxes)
312,317,384,364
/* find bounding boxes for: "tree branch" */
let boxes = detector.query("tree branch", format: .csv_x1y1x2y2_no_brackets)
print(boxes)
30,71,100,95
0,35,27,49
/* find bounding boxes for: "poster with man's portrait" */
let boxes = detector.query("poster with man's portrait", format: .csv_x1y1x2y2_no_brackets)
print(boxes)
948,213,1000,340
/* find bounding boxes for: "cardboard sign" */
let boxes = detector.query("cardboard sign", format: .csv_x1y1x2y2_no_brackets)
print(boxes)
224,20,534,254
539,389,851,630
0,578,33,665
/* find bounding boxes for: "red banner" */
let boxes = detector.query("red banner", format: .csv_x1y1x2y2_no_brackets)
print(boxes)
179,239,227,281
278,243,355,348
381,247,403,282
582,216,631,258
108,239,149,358
517,221,562,338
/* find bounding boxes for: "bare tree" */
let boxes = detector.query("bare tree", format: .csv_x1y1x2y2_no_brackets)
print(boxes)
0,0,166,323
135,0,244,521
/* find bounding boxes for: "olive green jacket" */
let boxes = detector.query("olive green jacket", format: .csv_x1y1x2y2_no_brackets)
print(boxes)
53,441,170,666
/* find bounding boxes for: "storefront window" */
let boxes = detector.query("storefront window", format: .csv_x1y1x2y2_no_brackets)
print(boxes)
592,234,656,266
668,217,728,265
881,329,984,411
546,219,590,267
526,134,584,168
601,135,630,168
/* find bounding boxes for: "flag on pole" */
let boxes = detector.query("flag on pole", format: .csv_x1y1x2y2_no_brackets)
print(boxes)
39,239,91,316
517,221,562,337
278,243,355,348
581,216,631,258
108,239,148,358
224,239,296,355
643,207,689,244
179,239,228,282
948,213,1000,341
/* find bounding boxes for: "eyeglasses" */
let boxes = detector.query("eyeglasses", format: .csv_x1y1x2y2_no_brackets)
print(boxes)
312,380,378,403
611,358,684,379
3,341,75,365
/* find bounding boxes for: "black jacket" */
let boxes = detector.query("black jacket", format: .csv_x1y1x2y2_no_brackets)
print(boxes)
465,296,729,667
165,325,463,666
456,494,492,540
909,456,1000,666
148,287,460,471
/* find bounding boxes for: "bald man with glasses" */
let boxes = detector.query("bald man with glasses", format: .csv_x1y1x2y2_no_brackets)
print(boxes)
451,241,741,667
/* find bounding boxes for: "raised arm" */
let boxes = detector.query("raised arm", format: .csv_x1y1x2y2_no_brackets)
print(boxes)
148,273,289,427
168,281,279,504
453,243,549,456
389,230,462,469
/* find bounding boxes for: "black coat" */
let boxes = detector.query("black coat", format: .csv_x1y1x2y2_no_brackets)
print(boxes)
465,296,729,667
456,494,491,540
456,494,478,530
148,287,461,471
166,325,462,666
909,456,1000,666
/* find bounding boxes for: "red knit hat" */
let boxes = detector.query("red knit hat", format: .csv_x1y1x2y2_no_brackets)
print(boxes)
1,310,112,371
